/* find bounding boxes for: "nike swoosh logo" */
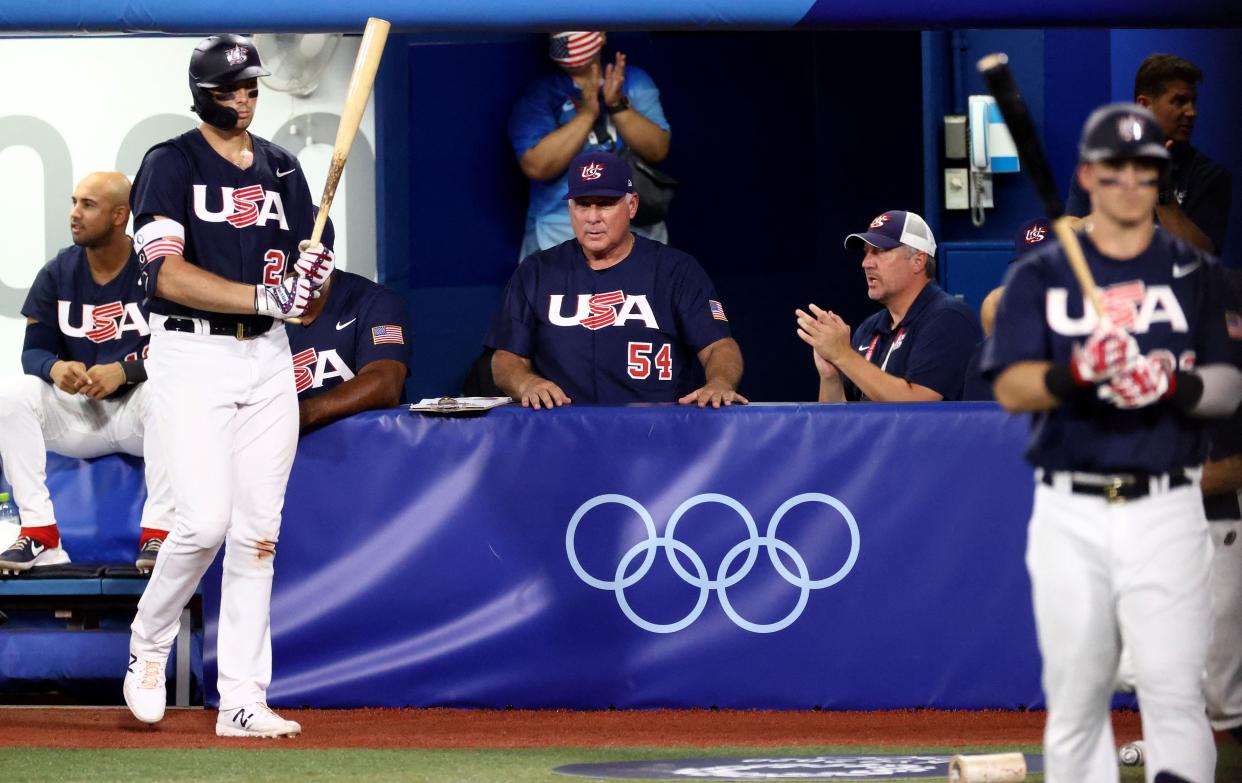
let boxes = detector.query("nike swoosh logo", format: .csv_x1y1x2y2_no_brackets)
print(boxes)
276,168,296,178
30,542,44,556
336,318,356,330
1173,260,1202,278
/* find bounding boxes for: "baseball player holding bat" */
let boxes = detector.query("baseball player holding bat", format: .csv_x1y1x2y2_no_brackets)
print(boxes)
122,34,334,737
983,103,1242,782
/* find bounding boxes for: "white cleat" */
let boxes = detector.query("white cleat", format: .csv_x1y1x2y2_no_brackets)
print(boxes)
215,703,301,738
123,652,167,724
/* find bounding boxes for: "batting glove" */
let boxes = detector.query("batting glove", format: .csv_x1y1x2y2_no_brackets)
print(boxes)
1098,355,1171,410
295,241,335,289
1071,324,1139,384
255,277,314,320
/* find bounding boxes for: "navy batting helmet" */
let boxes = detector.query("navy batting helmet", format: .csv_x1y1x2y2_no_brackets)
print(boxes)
1078,103,1170,164
188,34,269,130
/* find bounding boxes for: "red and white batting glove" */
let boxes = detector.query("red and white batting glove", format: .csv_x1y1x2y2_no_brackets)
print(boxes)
255,276,314,320
1098,355,1171,410
295,241,335,289
1071,324,1139,384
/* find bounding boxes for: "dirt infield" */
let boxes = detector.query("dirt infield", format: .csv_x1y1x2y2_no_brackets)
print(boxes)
0,708,1141,750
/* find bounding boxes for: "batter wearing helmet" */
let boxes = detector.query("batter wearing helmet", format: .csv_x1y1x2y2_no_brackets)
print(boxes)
123,34,334,738
983,103,1242,782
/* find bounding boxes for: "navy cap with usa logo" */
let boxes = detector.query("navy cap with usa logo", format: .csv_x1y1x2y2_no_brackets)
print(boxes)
1011,216,1051,262
564,151,636,200
1078,102,1169,164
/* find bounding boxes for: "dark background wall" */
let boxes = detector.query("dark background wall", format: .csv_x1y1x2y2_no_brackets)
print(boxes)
376,28,1241,404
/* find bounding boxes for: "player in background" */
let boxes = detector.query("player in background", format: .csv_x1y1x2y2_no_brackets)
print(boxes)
0,172,173,573
286,266,411,429
122,34,333,738
487,150,745,409
983,103,1242,782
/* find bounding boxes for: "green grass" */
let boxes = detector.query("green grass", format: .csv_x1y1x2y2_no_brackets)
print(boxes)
0,744,1237,782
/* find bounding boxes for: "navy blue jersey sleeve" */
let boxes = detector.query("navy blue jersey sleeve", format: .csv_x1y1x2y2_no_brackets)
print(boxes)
670,257,732,353
902,309,981,400
484,265,536,357
20,263,58,326
354,286,412,373
130,145,191,230
980,260,1051,378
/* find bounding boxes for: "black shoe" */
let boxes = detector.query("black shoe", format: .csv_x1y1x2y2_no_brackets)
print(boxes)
135,536,164,573
0,535,70,574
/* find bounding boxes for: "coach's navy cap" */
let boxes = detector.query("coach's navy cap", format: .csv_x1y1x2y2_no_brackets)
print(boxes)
844,210,937,257
564,151,635,200
1012,217,1051,261
1079,103,1169,163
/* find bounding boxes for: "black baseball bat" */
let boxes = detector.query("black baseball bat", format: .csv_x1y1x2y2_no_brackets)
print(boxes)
977,52,1107,321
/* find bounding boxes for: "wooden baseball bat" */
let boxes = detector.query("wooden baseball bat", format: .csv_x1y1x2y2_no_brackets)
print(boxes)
977,52,1109,324
287,17,390,324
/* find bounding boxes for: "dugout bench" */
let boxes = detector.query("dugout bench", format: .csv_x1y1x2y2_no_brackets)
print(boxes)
0,565,202,707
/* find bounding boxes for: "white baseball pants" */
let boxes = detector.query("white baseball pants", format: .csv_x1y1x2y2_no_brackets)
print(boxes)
0,374,173,533
1027,479,1215,783
130,315,298,711
1206,518,1242,732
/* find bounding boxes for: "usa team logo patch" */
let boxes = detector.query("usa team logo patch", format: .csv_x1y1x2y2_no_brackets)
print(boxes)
709,300,728,322
372,325,405,345
580,161,605,181
869,214,890,229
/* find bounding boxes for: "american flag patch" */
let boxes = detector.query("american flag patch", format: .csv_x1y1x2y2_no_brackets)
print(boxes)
549,32,603,67
1227,311,1242,340
709,300,727,321
372,325,405,345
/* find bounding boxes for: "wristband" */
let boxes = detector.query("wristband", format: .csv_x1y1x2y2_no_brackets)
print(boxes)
1165,371,1203,413
121,358,148,385
1045,363,1092,401
605,95,630,114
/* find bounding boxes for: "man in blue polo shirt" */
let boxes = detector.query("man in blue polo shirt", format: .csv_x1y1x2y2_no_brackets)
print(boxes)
796,210,980,402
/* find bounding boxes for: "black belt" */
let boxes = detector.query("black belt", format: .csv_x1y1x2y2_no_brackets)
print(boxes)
163,316,272,340
1040,469,1191,503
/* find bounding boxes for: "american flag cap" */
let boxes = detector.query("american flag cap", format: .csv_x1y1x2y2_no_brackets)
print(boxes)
549,32,604,67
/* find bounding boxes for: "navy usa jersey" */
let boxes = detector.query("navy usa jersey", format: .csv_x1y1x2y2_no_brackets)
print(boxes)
21,245,149,367
485,235,733,404
129,130,321,321
286,271,411,401
981,229,1235,472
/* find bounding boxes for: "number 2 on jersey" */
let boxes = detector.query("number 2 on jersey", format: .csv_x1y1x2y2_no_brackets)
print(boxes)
262,250,286,286
627,342,672,380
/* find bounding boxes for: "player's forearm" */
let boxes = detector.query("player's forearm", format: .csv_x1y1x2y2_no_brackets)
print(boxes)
1201,455,1242,495
817,374,845,403
155,256,260,315
298,361,405,430
1154,204,1214,254
699,338,743,391
834,352,942,403
613,113,669,162
491,349,541,398
519,114,596,181
993,361,1060,412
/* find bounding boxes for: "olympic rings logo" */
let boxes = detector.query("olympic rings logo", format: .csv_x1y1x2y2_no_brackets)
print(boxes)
566,493,861,634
